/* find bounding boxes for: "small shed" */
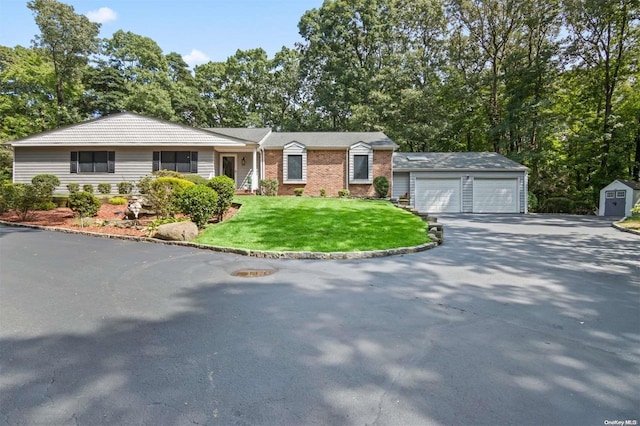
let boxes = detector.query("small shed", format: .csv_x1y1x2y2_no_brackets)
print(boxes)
598,179,640,217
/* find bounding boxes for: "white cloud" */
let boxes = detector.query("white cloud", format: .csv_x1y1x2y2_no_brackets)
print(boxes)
183,49,210,68
85,7,117,24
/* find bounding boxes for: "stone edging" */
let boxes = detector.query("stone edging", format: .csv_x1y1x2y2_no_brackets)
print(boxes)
0,220,440,260
612,220,640,236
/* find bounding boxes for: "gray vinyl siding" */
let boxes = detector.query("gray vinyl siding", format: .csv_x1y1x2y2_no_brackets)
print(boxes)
14,146,214,194
462,176,473,213
283,143,307,184
392,172,409,199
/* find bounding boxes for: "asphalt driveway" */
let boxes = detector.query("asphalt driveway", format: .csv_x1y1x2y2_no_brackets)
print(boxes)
0,215,638,425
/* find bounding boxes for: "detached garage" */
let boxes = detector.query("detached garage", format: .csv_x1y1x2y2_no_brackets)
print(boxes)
393,152,528,214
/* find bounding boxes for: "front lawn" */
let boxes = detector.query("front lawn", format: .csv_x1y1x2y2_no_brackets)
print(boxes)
195,196,429,252
618,215,640,230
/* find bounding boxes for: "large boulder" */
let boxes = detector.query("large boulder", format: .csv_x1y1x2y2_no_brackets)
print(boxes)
154,221,198,241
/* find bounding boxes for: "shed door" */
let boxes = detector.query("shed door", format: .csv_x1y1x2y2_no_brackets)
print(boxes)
415,178,461,213
473,179,518,213
604,190,626,216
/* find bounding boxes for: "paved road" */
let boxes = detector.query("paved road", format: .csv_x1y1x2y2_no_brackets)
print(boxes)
0,215,638,425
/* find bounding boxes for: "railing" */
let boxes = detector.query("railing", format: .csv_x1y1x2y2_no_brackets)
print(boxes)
240,169,253,190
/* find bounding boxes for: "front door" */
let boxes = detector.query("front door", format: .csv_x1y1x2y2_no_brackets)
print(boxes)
222,156,235,183
604,190,626,216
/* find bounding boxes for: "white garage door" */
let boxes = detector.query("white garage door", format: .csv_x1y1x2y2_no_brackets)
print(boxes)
415,178,461,213
473,179,518,213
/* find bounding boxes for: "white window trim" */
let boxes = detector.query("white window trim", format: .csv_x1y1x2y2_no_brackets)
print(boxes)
283,142,307,184
349,142,373,184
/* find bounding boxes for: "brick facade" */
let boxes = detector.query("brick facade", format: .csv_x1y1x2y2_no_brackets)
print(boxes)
263,149,393,197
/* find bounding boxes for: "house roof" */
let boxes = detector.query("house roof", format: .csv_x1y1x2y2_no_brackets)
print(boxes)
261,132,398,150
203,128,271,144
393,152,528,171
615,179,640,190
10,112,247,147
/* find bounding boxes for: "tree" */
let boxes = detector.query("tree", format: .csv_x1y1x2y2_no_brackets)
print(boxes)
27,0,100,119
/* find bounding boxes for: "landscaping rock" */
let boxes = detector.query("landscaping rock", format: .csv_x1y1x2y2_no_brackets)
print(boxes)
155,221,198,241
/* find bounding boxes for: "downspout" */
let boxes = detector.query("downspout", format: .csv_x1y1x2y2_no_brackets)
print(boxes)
252,147,258,193
345,150,349,192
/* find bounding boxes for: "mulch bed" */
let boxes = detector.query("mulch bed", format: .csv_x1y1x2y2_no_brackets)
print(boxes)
0,204,239,238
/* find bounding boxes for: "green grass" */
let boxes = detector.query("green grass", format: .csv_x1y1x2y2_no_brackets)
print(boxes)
195,196,429,252
619,215,640,230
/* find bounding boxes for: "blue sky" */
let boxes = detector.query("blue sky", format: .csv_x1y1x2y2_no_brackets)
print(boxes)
0,0,323,67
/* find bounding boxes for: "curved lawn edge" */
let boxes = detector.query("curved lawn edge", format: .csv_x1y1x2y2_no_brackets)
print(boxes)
612,220,640,236
0,220,441,260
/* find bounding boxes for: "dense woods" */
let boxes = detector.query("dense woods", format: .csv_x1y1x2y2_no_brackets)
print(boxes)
1,0,638,211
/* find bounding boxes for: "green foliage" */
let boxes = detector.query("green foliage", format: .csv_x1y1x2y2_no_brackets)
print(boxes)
208,175,236,221
542,197,575,214
0,146,12,181
68,191,101,218
35,200,57,211
117,181,134,194
632,202,640,216
67,183,80,193
178,184,218,228
82,184,94,193
153,170,184,178
0,182,19,213
259,178,279,196
147,177,194,218
181,174,208,185
338,189,350,198
6,183,40,220
528,192,538,212
31,174,60,196
373,176,389,198
294,188,304,197
97,183,111,194
108,196,128,205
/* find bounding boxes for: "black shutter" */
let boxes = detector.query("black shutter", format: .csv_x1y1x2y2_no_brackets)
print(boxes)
152,151,160,172
190,151,198,173
108,151,115,173
70,152,78,173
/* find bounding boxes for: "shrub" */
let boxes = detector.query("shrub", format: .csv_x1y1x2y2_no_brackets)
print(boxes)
31,174,60,196
338,189,350,198
259,178,279,196
631,201,640,216
0,182,19,214
543,197,574,213
83,184,94,193
528,192,538,212
98,183,112,195
294,188,304,197
320,188,327,197
148,177,194,218
67,183,80,193
109,196,128,205
10,183,40,220
373,176,389,198
153,170,184,178
182,174,209,185
117,181,134,194
68,191,101,219
208,175,236,221
136,175,154,194
178,185,218,228
35,201,57,211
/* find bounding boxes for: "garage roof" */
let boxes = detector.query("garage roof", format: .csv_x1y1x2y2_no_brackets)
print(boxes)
393,152,528,171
